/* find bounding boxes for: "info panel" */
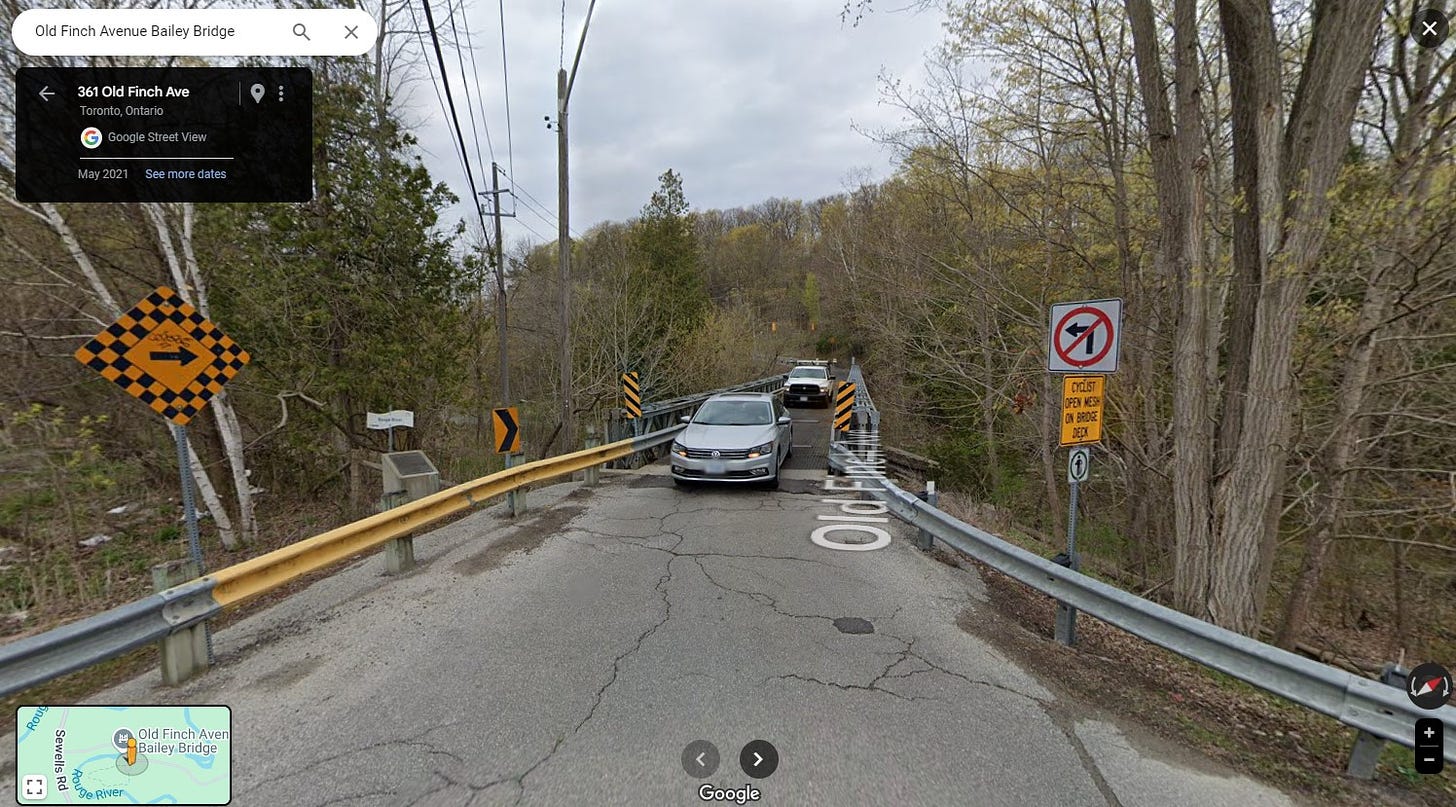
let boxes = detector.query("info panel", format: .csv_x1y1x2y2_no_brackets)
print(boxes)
16,66,312,202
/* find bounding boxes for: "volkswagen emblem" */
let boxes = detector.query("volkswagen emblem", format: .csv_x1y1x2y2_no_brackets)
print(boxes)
711,450,721,458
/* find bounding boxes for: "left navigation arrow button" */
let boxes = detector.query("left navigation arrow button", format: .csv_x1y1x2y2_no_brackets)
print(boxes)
681,740,719,778
38,85,54,101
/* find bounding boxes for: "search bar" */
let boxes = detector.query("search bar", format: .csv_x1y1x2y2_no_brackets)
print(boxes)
13,9,377,56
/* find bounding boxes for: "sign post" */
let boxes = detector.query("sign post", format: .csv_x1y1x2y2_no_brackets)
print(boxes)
1056,447,1091,646
74,286,250,665
1047,298,1120,647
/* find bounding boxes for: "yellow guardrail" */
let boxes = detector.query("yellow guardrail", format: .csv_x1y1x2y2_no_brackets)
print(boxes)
207,436,642,607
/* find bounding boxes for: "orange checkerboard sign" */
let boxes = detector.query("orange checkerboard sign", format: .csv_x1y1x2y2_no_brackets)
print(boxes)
74,286,250,426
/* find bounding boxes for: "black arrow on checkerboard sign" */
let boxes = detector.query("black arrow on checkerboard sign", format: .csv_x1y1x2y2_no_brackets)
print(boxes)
149,347,197,364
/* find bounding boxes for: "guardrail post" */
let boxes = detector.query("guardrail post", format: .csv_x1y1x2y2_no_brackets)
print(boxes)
1345,663,1407,779
584,425,601,487
382,534,416,574
507,452,527,516
152,559,207,686
1051,546,1077,646
915,481,937,551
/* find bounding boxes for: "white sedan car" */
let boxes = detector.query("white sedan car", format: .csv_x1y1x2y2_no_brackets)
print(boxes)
670,393,793,489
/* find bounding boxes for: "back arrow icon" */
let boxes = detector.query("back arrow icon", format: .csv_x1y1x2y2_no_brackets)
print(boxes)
696,752,706,767
38,86,54,102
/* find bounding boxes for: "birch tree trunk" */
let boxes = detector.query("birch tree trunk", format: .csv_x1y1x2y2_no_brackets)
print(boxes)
29,202,241,549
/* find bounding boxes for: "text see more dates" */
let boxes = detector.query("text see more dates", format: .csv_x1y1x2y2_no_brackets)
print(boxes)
16,66,312,202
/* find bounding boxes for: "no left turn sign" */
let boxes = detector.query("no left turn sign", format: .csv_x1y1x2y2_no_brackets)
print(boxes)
1048,298,1122,373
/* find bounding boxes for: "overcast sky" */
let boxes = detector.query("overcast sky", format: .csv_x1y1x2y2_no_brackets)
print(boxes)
402,1,947,250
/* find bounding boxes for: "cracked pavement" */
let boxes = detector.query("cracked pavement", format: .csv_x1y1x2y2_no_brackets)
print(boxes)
0,417,1298,806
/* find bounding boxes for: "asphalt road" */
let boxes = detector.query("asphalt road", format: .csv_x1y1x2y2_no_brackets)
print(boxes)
1,405,1296,806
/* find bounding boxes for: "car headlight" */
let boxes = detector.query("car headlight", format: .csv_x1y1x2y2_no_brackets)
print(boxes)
747,442,774,459
672,441,688,457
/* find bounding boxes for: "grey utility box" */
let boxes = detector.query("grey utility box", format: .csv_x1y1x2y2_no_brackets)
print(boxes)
381,450,441,507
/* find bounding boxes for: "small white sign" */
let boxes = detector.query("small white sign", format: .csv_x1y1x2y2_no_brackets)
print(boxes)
366,410,414,430
1048,298,1122,373
1068,446,1091,484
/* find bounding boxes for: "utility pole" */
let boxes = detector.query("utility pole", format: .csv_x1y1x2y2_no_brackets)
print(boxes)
491,162,510,403
557,67,571,455
556,0,597,457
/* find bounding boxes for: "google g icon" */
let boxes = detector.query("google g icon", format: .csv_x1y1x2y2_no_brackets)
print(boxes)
80,127,103,149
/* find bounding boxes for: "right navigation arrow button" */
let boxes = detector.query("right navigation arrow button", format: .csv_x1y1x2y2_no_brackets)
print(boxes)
738,739,778,778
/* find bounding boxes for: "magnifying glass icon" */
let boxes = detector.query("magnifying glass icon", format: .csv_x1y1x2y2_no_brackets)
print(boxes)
293,23,310,41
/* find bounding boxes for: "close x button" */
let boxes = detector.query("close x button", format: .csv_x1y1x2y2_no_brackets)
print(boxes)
1415,718,1443,774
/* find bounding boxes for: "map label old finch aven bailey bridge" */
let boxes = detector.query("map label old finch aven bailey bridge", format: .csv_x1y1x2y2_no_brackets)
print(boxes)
16,705,231,805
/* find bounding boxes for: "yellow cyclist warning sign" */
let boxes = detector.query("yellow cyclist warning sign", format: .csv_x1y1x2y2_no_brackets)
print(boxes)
1060,375,1105,446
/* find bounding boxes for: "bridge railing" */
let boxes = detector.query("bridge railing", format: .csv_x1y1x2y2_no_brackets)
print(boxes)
0,424,686,698
829,364,1456,770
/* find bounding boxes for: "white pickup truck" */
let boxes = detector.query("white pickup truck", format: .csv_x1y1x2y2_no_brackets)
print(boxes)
783,363,833,407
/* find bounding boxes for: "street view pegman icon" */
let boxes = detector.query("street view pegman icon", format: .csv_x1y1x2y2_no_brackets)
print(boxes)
73,286,250,426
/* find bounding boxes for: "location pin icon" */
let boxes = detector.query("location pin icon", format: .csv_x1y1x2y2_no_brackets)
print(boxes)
250,83,265,104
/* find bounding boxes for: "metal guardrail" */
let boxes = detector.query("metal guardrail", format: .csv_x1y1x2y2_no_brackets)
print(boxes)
842,360,879,433
828,364,1456,763
0,424,684,698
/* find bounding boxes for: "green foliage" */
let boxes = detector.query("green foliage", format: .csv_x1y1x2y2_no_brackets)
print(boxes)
626,169,710,357
802,273,821,327
0,404,119,536
198,60,472,491
148,525,180,545
0,404,133,614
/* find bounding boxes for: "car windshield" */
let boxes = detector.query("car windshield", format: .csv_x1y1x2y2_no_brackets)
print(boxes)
693,400,774,426
788,367,826,378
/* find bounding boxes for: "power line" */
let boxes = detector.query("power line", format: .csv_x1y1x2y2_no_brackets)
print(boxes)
513,216,552,244
498,0,516,184
409,2,470,191
504,171,584,239
419,0,488,235
448,0,495,170
515,195,566,235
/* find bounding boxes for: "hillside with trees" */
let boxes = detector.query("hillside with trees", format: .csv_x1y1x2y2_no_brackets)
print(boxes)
2,0,1453,689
